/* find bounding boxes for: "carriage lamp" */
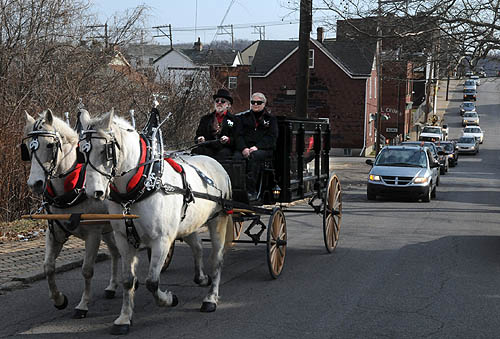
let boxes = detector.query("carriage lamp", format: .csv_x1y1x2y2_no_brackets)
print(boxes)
272,184,281,200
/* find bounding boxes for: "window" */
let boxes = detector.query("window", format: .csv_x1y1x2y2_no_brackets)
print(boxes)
308,49,314,68
248,55,254,64
228,76,237,89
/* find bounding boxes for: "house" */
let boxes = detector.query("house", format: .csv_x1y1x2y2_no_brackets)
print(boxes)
247,31,377,156
123,44,171,71
153,38,242,85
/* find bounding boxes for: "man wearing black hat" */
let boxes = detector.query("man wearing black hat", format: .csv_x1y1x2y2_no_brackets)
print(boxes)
192,88,238,160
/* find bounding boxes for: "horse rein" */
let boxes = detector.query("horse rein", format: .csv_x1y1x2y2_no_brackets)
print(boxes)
79,127,120,180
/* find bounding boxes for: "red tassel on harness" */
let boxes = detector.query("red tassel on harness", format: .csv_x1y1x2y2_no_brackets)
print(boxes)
165,158,183,173
64,163,84,192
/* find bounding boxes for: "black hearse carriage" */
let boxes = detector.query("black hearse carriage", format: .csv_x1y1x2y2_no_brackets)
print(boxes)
219,116,343,278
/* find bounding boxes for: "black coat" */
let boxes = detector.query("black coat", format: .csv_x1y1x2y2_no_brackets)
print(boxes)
194,111,238,151
235,109,278,151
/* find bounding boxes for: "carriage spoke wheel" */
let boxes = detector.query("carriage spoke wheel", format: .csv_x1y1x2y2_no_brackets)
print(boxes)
323,174,343,253
266,207,287,279
147,240,175,273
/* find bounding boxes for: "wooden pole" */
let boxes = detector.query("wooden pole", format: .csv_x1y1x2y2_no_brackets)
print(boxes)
295,0,312,118
22,214,139,220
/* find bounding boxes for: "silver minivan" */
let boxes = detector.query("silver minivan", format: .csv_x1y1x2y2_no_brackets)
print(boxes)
366,146,440,202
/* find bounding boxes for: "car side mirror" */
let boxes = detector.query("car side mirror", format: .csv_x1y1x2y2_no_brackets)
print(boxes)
430,161,440,168
365,159,374,166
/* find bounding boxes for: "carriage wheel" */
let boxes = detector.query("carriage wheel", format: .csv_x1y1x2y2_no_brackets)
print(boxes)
266,207,287,279
147,241,175,272
323,174,343,253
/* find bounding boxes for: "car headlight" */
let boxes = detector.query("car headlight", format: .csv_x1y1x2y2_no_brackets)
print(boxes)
447,154,454,158
369,174,381,181
414,177,428,184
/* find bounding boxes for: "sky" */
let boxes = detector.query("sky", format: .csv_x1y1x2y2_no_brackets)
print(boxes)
90,0,335,45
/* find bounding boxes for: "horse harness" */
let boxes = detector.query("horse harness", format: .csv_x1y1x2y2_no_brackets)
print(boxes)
22,117,90,242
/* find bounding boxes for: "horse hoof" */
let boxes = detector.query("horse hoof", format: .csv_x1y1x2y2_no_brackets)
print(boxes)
110,324,130,335
73,309,88,319
104,290,116,299
54,295,68,310
171,294,179,307
200,302,216,313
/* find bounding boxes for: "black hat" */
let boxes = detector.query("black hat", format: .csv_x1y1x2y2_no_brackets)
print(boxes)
213,88,233,105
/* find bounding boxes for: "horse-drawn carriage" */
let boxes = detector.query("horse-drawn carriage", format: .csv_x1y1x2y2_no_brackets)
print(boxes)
21,107,343,334
219,116,342,278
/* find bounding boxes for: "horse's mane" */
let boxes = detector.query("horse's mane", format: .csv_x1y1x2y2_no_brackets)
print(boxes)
89,111,133,132
48,115,79,144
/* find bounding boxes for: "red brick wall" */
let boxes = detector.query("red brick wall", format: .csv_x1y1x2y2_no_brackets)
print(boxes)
211,65,250,114
251,43,370,150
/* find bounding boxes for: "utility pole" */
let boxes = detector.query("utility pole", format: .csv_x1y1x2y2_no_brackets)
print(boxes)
252,25,266,40
86,24,109,49
216,25,234,48
375,0,383,155
153,25,173,49
295,0,312,119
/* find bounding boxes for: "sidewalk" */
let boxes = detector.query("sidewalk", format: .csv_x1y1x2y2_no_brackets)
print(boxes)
0,156,369,292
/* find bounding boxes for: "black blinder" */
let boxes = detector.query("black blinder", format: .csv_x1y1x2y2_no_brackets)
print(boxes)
76,146,86,164
20,143,30,161
105,142,114,161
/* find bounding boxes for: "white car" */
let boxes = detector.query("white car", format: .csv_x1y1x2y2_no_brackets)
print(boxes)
470,75,481,86
419,125,444,142
463,126,484,143
462,111,479,126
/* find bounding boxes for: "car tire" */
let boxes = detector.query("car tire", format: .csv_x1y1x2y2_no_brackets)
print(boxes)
422,186,431,202
367,192,376,201
431,185,436,199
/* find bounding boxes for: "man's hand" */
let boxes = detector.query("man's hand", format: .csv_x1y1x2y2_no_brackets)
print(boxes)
197,136,205,143
249,146,258,153
220,136,229,144
242,148,250,158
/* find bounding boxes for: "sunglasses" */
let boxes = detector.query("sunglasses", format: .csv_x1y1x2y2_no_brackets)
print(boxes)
251,100,264,105
215,98,227,104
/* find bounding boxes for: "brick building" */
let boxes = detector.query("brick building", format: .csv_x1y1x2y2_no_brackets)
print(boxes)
247,37,377,156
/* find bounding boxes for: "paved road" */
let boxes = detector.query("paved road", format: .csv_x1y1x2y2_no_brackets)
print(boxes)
1,79,500,338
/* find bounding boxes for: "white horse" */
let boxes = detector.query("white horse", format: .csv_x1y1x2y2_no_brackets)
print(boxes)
23,110,120,319
79,110,232,335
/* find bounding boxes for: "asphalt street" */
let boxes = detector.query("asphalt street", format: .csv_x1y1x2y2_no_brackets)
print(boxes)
1,79,500,338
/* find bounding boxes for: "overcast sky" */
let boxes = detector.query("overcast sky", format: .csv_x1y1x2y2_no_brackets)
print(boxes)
90,0,334,45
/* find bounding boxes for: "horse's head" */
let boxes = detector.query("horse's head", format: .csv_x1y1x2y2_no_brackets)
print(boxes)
80,108,134,200
23,110,78,194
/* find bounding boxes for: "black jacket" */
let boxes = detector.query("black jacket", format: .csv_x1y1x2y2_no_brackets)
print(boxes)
194,111,238,151
235,109,278,151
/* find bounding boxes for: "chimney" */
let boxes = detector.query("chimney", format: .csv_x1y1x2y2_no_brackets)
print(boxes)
317,27,324,43
193,37,203,51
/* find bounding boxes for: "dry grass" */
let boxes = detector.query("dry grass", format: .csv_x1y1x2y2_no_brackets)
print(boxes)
0,219,46,243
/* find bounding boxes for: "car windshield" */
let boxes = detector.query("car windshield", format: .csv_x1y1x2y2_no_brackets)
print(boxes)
464,112,478,117
464,80,475,86
422,127,441,134
376,149,427,167
458,137,475,143
463,102,475,109
464,127,481,133
441,144,454,152
471,76,479,80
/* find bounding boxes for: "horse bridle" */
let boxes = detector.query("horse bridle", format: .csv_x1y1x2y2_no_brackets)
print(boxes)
21,119,63,178
78,126,120,180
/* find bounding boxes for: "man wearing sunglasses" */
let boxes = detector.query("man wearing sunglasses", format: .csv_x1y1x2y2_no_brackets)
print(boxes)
235,92,278,200
192,88,238,160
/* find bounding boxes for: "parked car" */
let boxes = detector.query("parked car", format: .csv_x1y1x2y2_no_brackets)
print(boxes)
459,101,476,116
479,71,487,78
463,79,477,91
401,141,442,181
456,136,479,154
435,146,449,174
462,111,479,126
366,145,439,202
463,88,477,101
462,126,484,143
470,75,481,86
419,125,444,142
436,140,458,167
